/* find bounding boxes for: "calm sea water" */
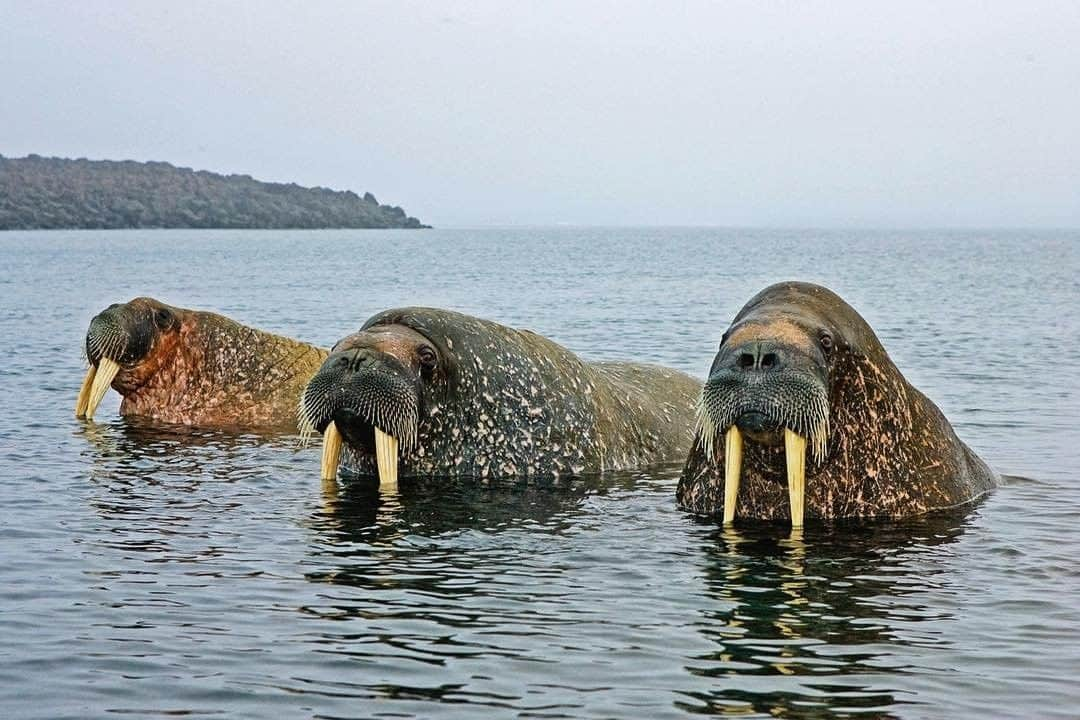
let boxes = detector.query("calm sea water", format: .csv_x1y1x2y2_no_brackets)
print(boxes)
0,228,1077,719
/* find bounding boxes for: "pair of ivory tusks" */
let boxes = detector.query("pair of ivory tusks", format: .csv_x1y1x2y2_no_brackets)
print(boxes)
722,426,807,528
320,421,399,489
74,358,121,420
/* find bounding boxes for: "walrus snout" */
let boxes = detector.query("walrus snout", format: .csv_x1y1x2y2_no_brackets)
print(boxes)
700,364,827,449
695,335,832,528
84,300,169,367
734,411,778,435
86,312,131,366
299,348,422,487
300,349,421,434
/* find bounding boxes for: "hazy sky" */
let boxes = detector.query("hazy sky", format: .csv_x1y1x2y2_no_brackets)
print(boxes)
2,1,1078,227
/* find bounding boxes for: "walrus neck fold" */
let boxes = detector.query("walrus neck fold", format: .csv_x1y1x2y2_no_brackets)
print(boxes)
193,314,326,397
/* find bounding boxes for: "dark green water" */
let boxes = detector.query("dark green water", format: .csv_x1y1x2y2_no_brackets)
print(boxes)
1,228,1076,718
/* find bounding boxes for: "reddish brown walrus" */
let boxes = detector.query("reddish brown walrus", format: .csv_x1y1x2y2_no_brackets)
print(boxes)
678,282,998,526
76,297,327,429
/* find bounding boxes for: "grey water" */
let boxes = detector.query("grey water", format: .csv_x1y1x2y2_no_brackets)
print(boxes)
0,228,1077,719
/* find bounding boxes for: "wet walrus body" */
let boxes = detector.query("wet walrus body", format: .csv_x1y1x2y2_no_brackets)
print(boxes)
299,307,701,483
77,297,328,429
678,282,998,525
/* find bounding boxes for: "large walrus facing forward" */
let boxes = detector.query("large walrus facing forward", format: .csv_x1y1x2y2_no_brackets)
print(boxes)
76,297,328,429
678,282,998,525
299,307,701,484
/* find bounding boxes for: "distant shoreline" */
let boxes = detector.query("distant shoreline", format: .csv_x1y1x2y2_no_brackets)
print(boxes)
0,227,433,232
0,154,429,230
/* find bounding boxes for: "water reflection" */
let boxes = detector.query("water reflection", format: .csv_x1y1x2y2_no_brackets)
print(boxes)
680,508,983,718
303,473,628,587
77,416,295,471
77,417,301,558
311,473,613,542
71,416,1004,719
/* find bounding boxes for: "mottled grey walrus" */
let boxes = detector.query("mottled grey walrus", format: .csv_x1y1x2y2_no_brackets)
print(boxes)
298,307,701,484
678,282,998,525
76,297,328,429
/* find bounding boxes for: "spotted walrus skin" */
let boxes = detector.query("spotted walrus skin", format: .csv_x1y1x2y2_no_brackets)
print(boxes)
300,307,701,481
77,297,328,429
678,282,998,522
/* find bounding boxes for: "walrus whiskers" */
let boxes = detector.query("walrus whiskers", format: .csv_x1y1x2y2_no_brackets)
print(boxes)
296,394,326,448
699,382,829,464
88,328,125,366
694,393,719,458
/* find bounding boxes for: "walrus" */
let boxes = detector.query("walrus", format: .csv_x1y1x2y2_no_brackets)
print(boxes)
76,297,328,429
298,307,701,485
678,281,998,525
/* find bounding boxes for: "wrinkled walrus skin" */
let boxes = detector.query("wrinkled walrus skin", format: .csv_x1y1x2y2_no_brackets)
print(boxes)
300,307,702,480
678,282,998,522
79,297,328,430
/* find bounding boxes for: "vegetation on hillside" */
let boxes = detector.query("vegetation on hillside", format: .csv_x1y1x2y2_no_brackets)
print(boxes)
0,154,428,229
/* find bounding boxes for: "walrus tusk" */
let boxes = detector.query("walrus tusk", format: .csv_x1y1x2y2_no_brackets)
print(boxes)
84,358,120,420
723,426,743,525
75,365,97,417
785,428,807,528
374,427,399,489
320,421,343,481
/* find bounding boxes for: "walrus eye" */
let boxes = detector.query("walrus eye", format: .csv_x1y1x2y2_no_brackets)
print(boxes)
819,332,834,352
154,308,173,330
418,346,437,369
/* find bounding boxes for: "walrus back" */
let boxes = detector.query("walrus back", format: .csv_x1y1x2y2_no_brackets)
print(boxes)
145,310,329,429
357,306,704,476
589,361,701,464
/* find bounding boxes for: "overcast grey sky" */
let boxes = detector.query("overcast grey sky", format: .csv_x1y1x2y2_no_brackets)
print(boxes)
2,1,1078,227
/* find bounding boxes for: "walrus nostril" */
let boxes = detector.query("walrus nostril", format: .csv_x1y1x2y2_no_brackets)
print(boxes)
328,348,383,373
349,349,380,372
732,343,783,371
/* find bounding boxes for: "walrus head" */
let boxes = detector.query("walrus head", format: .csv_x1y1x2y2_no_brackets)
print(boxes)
76,297,182,419
692,282,893,527
299,317,448,487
